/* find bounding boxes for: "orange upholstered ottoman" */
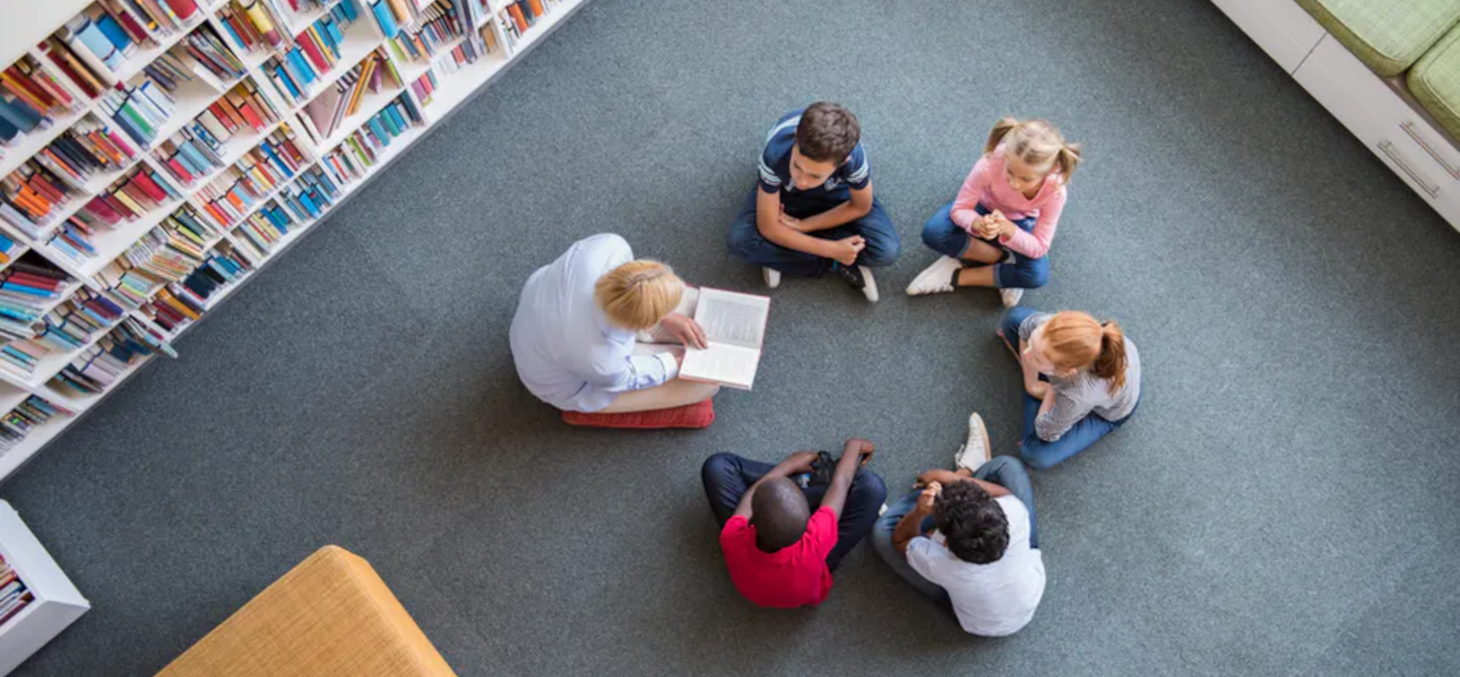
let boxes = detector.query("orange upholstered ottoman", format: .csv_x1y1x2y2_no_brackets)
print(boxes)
155,546,455,677
561,399,715,429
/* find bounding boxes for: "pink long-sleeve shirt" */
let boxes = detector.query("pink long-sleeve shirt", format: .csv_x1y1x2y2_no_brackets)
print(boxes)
949,149,1069,259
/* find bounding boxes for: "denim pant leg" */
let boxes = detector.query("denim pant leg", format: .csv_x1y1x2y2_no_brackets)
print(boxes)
992,214,1050,290
846,197,900,268
805,469,888,571
871,489,951,603
700,453,776,527
973,456,1038,548
921,200,972,259
1020,413,1121,471
725,187,829,277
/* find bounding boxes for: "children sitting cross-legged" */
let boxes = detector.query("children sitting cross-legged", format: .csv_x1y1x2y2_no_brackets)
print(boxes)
701,440,887,608
907,117,1081,308
872,413,1046,636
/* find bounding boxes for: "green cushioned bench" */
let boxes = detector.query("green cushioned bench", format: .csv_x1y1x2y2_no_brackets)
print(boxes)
1410,24,1460,140
1296,0,1460,76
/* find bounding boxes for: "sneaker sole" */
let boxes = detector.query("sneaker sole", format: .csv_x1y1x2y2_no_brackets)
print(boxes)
954,412,992,472
860,266,879,302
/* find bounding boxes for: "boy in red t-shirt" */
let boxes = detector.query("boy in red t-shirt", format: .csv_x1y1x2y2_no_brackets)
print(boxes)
700,440,887,607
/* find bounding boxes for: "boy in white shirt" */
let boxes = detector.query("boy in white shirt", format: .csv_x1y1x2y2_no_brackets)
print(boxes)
871,413,1045,636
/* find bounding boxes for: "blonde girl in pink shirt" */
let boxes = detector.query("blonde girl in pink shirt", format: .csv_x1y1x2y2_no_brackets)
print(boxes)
907,118,1082,307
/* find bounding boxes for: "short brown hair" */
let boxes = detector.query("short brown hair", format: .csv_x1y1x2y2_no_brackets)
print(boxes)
795,102,861,163
594,260,684,331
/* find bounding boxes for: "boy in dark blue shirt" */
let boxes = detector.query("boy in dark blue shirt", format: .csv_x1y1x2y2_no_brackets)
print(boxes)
726,102,899,302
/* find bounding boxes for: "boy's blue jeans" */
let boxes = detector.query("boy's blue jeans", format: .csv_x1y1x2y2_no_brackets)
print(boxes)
727,186,900,277
922,201,1049,289
701,452,887,571
999,308,1137,470
871,456,1039,604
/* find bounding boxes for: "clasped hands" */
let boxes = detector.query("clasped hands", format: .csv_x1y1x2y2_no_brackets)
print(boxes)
780,209,864,266
971,210,1017,240
781,438,876,474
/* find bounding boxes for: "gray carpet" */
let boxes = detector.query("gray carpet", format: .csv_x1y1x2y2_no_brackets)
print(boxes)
5,0,1460,674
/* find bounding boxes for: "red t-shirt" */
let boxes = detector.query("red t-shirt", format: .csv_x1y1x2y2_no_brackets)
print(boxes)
718,506,838,607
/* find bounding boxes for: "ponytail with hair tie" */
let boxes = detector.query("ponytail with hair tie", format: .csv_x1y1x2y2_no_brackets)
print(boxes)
984,116,1022,155
1092,321,1128,393
1056,143,1083,181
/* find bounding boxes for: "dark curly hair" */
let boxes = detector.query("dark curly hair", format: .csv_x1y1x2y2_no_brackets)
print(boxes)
935,481,1009,564
795,102,861,163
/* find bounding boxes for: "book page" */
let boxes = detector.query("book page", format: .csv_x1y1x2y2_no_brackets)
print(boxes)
680,342,762,390
694,289,769,350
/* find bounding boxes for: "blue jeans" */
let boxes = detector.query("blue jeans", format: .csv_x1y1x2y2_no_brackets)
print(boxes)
999,308,1137,470
921,201,1049,289
871,456,1038,604
701,452,887,571
727,186,900,277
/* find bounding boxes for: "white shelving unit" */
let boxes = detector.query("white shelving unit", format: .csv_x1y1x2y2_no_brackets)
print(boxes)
0,0,594,486
0,500,90,677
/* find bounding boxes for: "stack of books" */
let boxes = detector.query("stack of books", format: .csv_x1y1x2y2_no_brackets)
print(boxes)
143,284,203,331
294,49,402,143
194,126,308,225
0,160,79,237
31,119,139,191
0,552,36,623
92,203,219,308
151,79,282,187
34,38,109,103
47,318,173,398
388,0,465,65
408,27,495,108
99,77,179,147
0,294,119,378
0,396,75,454
144,239,255,331
57,1,207,79
280,165,342,220
0,256,74,342
0,55,88,149
317,93,422,187
76,165,183,229
259,2,362,107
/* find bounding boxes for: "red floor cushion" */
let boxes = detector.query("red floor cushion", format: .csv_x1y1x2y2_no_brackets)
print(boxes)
562,399,715,429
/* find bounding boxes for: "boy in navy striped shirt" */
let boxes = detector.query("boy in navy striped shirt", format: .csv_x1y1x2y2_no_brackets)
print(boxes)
726,102,899,302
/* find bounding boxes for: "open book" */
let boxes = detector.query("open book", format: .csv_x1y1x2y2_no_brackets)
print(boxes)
678,288,771,390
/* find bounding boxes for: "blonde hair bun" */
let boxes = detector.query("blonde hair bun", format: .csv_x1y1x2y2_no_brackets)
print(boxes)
595,260,684,331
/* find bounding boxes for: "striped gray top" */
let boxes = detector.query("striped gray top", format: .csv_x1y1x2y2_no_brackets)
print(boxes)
1019,313,1141,441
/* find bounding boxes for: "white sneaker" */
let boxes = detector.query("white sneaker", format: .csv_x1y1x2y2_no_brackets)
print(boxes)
1000,287,1024,308
953,412,992,472
858,265,879,303
762,267,781,289
906,256,962,296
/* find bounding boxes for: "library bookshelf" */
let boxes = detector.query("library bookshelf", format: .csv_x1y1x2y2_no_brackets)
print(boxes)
0,500,90,676
0,0,590,487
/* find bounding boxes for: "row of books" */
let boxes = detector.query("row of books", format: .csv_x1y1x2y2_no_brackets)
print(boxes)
498,0,551,47
48,318,174,398
0,293,121,377
0,257,75,341
0,553,36,623
194,125,309,225
99,77,180,147
0,396,75,454
218,0,289,54
33,119,140,192
260,1,364,107
44,216,111,264
56,1,207,78
0,232,22,265
142,241,254,331
316,93,423,187
295,49,402,142
407,29,497,108
93,203,220,307
0,56,88,149
177,25,251,84
152,79,283,186
367,0,420,37
388,0,466,65
0,161,81,238
76,165,182,230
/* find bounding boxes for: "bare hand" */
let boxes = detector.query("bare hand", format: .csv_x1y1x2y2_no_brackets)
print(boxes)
916,468,961,488
659,312,708,350
1024,380,1049,399
784,450,819,474
991,211,1017,239
829,236,866,266
917,482,942,513
843,438,875,465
